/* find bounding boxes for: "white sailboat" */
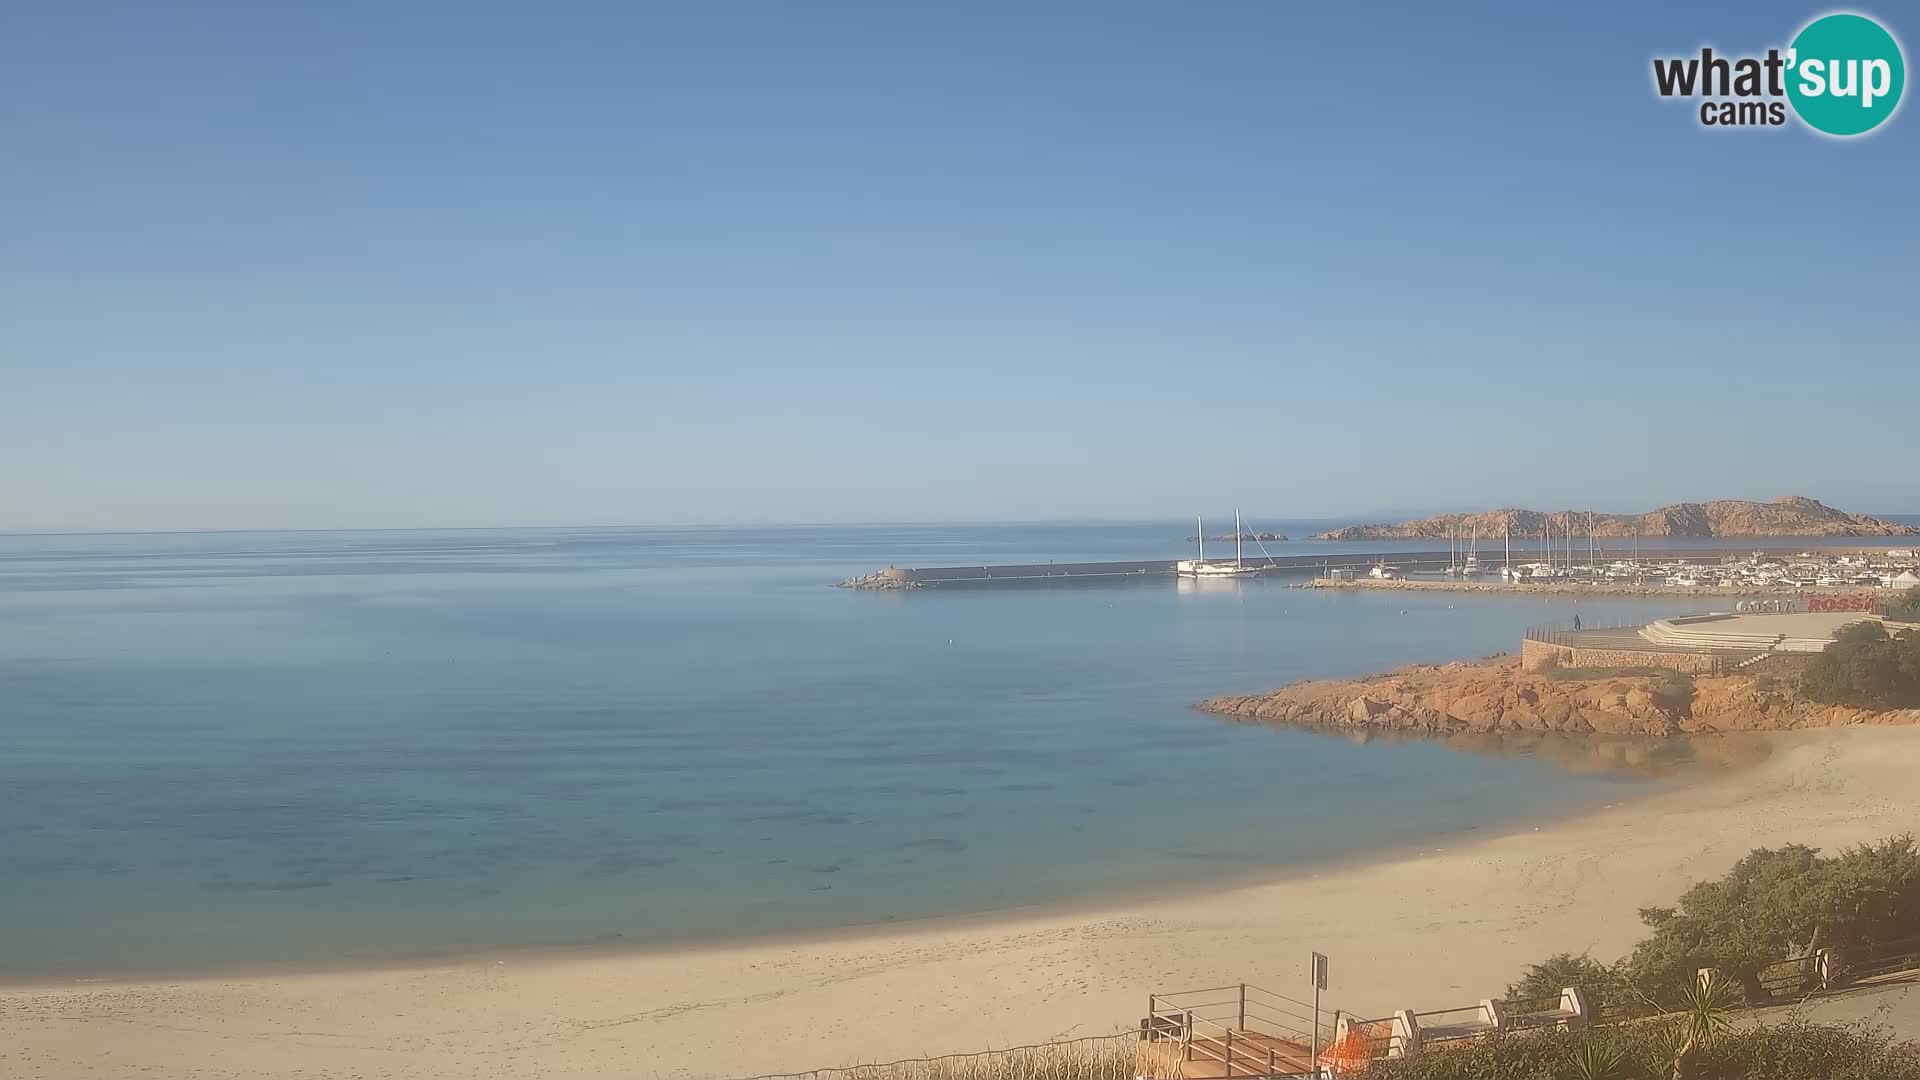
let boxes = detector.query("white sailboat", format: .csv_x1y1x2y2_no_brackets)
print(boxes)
1177,510,1263,578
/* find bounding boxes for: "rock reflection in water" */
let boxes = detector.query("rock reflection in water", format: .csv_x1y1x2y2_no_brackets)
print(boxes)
1328,727,1774,780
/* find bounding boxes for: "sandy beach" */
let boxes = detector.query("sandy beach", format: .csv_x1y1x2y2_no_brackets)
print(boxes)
4,726,1917,1080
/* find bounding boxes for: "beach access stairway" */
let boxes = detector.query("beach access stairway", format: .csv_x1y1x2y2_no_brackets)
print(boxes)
1166,936,1920,1078
1134,983,1590,1078
1139,984,1328,1078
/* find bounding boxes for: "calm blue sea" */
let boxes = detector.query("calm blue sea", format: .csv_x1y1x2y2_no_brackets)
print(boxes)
0,521,1911,979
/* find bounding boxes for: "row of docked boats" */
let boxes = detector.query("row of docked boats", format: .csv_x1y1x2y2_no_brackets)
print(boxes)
1493,551,1918,589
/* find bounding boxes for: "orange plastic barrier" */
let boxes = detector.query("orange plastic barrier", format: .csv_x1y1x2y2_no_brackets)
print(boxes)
1319,1023,1380,1074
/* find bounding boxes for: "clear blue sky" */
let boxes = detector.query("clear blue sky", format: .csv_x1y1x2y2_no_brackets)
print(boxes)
4,1,1914,530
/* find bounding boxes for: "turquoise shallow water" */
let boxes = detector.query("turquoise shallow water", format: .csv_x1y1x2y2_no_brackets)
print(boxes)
0,523,1861,978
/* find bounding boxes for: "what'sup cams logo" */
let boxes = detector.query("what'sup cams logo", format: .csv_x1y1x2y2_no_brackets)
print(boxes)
1652,11,1905,136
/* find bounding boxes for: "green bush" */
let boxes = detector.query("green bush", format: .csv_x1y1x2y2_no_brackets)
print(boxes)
1496,835,1920,1015
1625,835,1920,1005
1375,834,1920,1079
1506,953,1632,1016
1695,1017,1920,1080
1355,1021,1920,1080
1801,622,1920,709
1884,586,1920,622
806,1034,1135,1080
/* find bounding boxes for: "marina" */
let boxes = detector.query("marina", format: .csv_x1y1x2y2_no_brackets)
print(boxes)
841,545,1920,591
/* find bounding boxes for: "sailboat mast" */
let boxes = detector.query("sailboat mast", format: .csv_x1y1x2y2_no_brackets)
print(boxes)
1197,515,1204,563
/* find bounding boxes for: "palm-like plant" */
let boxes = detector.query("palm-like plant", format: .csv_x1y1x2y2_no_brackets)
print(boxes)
1566,1035,1627,1080
1665,972,1739,1080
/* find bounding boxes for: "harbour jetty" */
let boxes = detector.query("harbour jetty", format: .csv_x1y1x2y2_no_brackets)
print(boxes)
839,550,1462,589
839,545,1902,590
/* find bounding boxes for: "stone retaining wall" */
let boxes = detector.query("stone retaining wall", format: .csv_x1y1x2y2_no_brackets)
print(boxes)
1521,638,1725,675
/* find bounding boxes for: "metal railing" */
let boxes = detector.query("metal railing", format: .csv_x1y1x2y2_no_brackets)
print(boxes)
1503,993,1580,1032
1142,983,1332,1078
1411,1004,1496,1052
1521,620,1651,648
1843,934,1920,984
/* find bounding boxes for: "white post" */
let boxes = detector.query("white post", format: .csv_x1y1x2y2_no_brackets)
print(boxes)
1311,951,1329,1078
1313,982,1321,1077
1561,986,1592,1029
1391,1009,1421,1059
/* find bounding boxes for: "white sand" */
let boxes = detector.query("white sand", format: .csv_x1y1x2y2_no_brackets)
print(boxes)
3,727,1916,1079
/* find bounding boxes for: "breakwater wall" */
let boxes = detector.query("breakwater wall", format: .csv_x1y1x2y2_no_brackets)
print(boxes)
840,547,1799,589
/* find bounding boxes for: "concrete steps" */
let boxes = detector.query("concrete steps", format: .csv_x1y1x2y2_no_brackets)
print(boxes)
1638,612,1881,654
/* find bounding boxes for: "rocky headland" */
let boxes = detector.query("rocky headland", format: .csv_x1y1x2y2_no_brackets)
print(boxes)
1313,496,1917,541
1197,654,1920,741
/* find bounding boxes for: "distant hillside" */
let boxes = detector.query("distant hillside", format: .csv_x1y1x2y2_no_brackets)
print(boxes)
1314,496,1919,541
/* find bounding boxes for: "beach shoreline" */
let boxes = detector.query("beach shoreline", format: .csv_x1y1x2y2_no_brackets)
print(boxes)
5,726,1918,1079
0,732,1727,992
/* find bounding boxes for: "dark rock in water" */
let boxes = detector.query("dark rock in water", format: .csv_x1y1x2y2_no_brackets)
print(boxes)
1185,531,1289,542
